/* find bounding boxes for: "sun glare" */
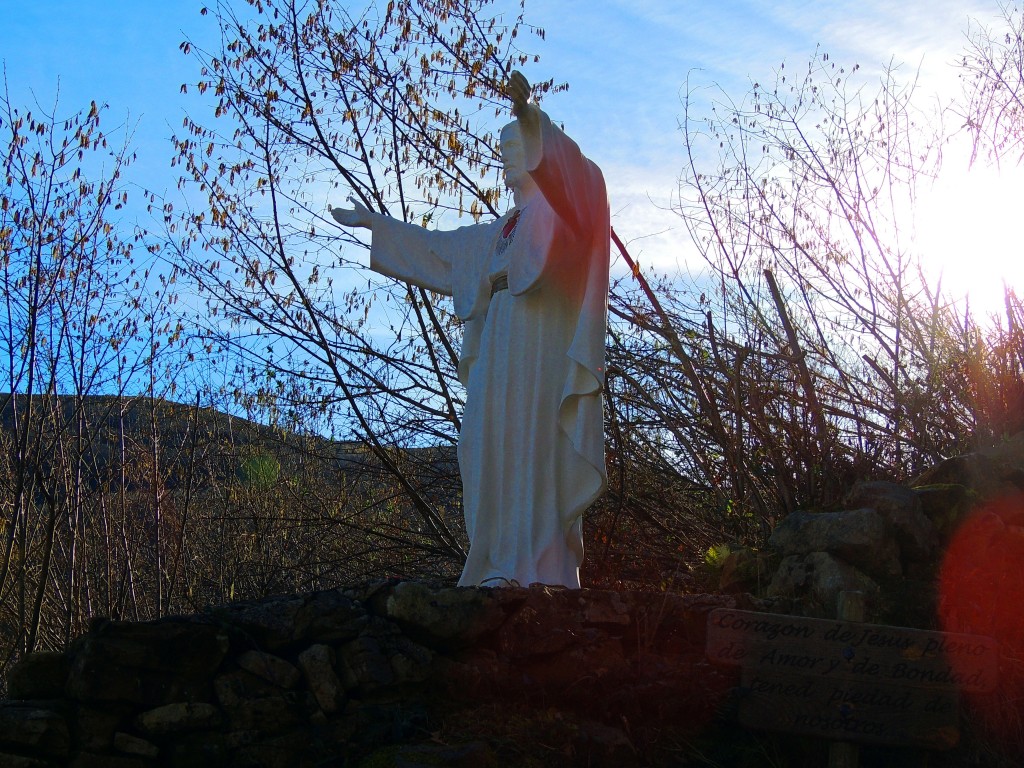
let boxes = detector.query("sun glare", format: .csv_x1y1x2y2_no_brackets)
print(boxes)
912,152,1024,321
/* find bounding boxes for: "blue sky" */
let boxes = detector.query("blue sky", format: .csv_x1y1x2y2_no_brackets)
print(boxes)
1,0,1018,308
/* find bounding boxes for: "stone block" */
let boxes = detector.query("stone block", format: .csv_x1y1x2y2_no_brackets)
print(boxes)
134,702,222,735
338,636,394,693
912,451,1003,498
232,728,321,768
580,590,632,625
805,551,880,607
385,636,434,685
382,582,507,650
207,594,305,651
717,548,776,593
213,669,279,708
0,751,57,768
495,587,587,659
845,480,940,561
913,483,978,540
65,619,228,705
236,650,301,689
341,699,429,747
7,653,69,700
767,552,879,613
767,554,812,598
72,706,124,752
222,692,310,734
297,644,344,713
114,732,160,758
0,703,69,758
769,508,901,580
292,589,366,643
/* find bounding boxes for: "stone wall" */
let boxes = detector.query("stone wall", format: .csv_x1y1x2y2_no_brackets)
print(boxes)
0,582,737,767
5,434,1023,767
719,433,1024,624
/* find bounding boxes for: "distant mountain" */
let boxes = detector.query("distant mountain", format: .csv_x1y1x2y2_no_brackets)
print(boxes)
0,392,457,499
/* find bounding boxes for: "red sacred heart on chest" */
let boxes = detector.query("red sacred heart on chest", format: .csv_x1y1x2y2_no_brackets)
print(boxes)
502,210,522,239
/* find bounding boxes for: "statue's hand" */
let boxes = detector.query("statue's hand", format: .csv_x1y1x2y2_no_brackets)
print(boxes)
330,197,374,229
507,70,532,117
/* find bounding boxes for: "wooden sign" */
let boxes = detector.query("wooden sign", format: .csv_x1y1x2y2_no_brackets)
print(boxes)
706,608,998,749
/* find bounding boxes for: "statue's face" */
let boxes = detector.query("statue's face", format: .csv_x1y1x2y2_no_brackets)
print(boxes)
499,123,527,191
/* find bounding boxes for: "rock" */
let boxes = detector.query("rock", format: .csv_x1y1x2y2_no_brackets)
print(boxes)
913,452,998,493
338,635,395,693
14,567,1004,765
912,483,979,541
805,552,880,608
637,593,737,653
213,669,281,708
844,481,939,561
717,548,776,593
297,644,344,714
222,693,308,734
0,751,55,768
207,593,305,651
7,652,69,700
292,589,366,643
72,706,123,752
769,508,901,580
385,636,435,685
497,589,583,659
767,552,879,612
518,636,626,697
113,732,160,758
767,555,812,598
580,590,632,626
65,619,228,705
913,433,1024,501
430,650,514,699
236,650,302,689
341,579,398,604
0,703,69,758
134,702,222,735
382,582,508,650
224,729,260,749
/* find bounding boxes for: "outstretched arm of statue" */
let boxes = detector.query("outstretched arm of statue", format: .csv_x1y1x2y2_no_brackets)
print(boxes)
505,71,603,240
507,70,539,135
329,193,466,297
330,196,376,230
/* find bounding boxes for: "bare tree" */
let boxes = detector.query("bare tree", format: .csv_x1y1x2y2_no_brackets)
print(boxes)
588,44,1024,581
0,77,191,669
168,0,557,571
960,2,1024,166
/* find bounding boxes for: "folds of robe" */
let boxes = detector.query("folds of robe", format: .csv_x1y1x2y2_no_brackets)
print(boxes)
367,106,610,587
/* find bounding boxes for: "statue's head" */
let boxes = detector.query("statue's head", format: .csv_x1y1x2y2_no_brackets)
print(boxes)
499,121,527,191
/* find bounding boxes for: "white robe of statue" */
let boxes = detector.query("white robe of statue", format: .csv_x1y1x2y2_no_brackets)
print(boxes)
339,91,609,588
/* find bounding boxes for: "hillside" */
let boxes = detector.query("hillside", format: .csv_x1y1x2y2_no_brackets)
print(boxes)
0,393,465,668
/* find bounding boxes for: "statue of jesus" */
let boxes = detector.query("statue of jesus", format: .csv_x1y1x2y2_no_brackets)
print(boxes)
331,71,609,588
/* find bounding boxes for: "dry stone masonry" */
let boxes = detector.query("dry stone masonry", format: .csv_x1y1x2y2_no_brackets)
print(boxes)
4,434,1023,766
720,433,1024,623
0,582,736,767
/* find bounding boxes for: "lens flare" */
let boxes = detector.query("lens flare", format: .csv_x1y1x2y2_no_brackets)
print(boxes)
938,493,1024,753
